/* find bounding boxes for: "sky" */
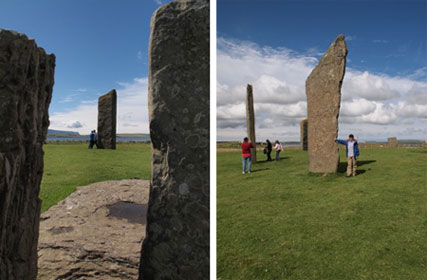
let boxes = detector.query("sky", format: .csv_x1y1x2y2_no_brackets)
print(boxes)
0,0,173,134
217,0,427,142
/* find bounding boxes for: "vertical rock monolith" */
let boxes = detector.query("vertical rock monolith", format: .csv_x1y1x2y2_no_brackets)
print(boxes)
306,34,347,173
0,29,55,280
388,137,398,148
246,84,256,162
97,89,117,149
140,0,209,279
300,118,308,151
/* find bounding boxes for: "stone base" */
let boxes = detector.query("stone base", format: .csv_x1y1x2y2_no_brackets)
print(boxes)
37,180,149,280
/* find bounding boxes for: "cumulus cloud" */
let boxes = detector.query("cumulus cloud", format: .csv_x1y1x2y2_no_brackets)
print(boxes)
50,78,149,134
217,37,427,141
66,121,83,128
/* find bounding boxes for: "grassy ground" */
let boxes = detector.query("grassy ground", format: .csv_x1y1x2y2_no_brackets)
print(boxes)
40,142,151,212
217,148,427,280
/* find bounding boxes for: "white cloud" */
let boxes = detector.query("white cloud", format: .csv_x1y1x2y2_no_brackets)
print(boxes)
217,37,427,141
50,78,149,134
66,121,83,129
153,0,162,5
137,51,143,60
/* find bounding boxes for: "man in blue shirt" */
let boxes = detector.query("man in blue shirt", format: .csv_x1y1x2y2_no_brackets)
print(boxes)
88,130,97,149
336,134,359,177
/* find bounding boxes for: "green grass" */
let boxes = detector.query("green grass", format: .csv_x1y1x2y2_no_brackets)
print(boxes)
40,142,151,212
217,148,427,280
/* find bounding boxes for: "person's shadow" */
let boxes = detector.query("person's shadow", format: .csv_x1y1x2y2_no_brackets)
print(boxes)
257,156,291,164
250,168,270,173
337,160,376,175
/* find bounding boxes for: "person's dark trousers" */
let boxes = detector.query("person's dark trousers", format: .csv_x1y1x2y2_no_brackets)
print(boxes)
267,150,272,161
89,140,95,149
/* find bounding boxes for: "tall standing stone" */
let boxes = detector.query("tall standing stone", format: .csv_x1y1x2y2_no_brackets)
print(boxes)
306,34,347,173
388,137,398,148
246,84,256,162
300,118,308,151
0,29,55,280
97,89,117,149
140,1,209,279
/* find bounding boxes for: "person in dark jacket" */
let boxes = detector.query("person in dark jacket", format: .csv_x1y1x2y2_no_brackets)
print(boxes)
265,139,272,161
89,130,95,149
336,134,359,177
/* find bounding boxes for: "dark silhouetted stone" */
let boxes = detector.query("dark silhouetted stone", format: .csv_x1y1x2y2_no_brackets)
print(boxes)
246,84,257,162
300,118,308,151
97,89,117,149
0,29,55,280
139,0,209,279
306,34,347,173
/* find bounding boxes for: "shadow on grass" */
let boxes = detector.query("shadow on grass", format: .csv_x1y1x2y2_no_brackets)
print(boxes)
250,168,270,173
257,156,291,163
338,160,376,174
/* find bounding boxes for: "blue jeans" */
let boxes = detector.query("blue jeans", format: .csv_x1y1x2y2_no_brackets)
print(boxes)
275,150,280,161
242,157,251,173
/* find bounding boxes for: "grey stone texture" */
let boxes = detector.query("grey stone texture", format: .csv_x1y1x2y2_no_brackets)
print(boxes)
38,180,149,280
139,0,210,279
306,34,347,173
300,118,308,151
0,29,55,280
97,89,117,149
388,137,398,148
246,84,257,162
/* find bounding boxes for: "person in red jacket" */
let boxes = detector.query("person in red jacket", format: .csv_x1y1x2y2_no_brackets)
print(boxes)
241,137,253,174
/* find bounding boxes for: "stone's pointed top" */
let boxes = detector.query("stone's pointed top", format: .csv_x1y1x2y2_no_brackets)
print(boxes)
247,84,253,89
336,34,345,41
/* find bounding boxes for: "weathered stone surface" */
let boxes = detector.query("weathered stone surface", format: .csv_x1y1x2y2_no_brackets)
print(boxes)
246,84,257,162
388,137,398,148
37,179,149,280
300,118,308,151
306,34,347,173
97,89,117,149
0,29,55,280
140,0,209,279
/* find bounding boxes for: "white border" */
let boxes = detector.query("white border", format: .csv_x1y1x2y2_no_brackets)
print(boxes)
210,0,217,278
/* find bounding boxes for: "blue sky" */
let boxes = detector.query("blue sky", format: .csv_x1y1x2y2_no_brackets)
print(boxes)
218,0,426,78
0,0,172,133
217,0,427,141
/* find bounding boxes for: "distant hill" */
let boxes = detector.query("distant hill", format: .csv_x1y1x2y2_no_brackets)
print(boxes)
48,129,80,136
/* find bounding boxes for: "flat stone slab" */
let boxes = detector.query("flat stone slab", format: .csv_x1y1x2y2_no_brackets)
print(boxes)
37,179,149,280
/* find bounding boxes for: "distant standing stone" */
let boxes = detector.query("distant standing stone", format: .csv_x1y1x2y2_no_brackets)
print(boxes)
246,84,257,162
139,0,210,279
300,118,308,151
388,137,398,148
97,89,117,149
306,34,347,173
0,29,55,280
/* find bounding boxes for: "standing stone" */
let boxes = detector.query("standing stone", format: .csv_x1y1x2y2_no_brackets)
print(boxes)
300,118,308,151
388,137,398,148
246,84,257,162
140,1,209,279
97,89,117,149
306,34,347,173
0,29,55,280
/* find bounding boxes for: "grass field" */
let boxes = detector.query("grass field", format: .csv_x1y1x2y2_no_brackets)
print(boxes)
217,148,427,280
40,142,151,212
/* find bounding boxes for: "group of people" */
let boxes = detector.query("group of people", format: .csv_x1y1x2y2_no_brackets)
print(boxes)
241,137,283,174
263,139,283,162
88,130,98,149
240,134,360,177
